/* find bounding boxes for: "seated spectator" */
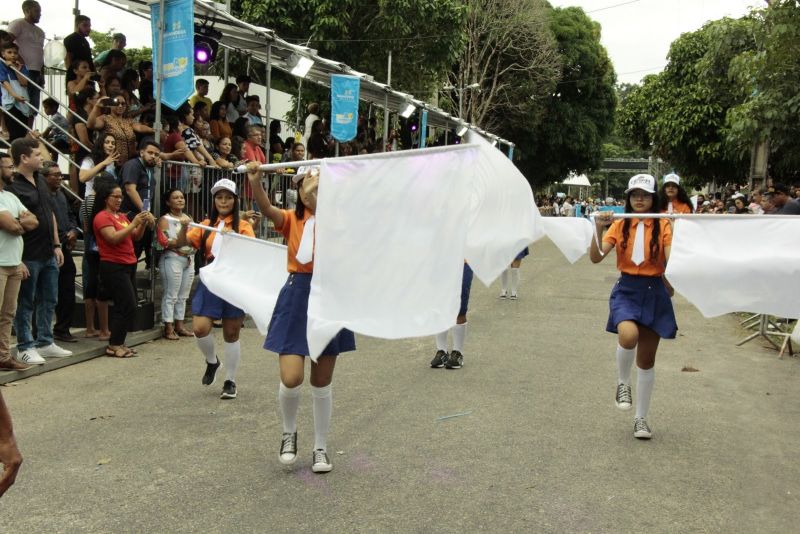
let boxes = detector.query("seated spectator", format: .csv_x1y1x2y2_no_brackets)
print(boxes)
87,90,154,163
245,96,262,126
65,59,97,108
268,119,283,163
732,196,749,214
176,103,217,168
137,61,153,105
208,101,231,143
93,33,126,69
79,133,119,196
98,49,127,83
766,183,800,214
91,179,155,358
748,189,765,214
219,83,240,124
120,68,151,121
243,125,266,164
212,137,238,169
232,116,250,140
0,41,33,142
189,78,212,111
41,98,70,155
192,100,209,123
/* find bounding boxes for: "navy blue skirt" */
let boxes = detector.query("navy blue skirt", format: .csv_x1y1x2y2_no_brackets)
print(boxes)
515,247,530,261
191,280,245,319
459,263,474,317
606,274,677,339
264,273,356,357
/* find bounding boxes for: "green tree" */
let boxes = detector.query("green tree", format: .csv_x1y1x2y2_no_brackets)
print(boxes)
448,0,561,132
619,17,757,188
725,0,800,181
507,6,616,187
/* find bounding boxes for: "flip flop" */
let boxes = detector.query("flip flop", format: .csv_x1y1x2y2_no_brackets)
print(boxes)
123,346,138,354
165,332,180,340
105,346,136,358
98,335,111,341
176,329,194,337
84,332,99,338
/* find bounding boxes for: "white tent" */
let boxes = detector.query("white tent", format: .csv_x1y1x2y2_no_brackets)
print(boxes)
561,173,591,187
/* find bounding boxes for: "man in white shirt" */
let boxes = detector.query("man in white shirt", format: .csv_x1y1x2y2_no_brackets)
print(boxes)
302,102,320,147
7,1,45,115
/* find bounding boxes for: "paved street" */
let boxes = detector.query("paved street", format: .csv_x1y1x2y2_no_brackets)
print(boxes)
1,239,798,533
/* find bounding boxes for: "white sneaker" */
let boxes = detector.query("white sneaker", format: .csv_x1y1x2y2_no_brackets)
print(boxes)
37,343,73,358
498,291,508,299
14,348,46,365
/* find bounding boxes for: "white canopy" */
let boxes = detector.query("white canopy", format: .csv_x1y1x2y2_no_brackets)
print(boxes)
561,173,591,187
97,0,513,146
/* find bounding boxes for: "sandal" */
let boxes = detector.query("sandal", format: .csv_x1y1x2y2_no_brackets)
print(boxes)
123,346,138,354
176,329,194,337
105,346,136,358
84,331,99,338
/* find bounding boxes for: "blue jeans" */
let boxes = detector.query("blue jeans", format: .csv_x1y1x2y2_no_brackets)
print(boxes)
14,256,59,351
159,254,194,322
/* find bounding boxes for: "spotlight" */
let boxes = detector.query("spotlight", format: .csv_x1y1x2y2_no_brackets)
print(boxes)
400,102,415,118
457,124,468,136
194,24,221,65
289,54,314,78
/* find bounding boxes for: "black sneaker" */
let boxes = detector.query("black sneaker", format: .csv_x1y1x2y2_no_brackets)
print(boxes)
445,350,464,369
202,359,220,386
220,380,237,399
633,417,652,439
312,449,332,473
615,383,632,411
279,432,298,465
430,350,448,368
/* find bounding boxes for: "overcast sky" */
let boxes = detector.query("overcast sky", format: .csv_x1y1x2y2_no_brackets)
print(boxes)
13,0,763,85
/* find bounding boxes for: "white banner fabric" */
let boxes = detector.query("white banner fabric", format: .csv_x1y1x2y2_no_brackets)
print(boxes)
198,232,288,333
665,218,800,319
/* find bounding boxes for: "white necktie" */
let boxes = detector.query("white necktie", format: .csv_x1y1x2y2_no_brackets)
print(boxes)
668,201,674,214
631,220,645,266
210,220,225,258
296,216,315,264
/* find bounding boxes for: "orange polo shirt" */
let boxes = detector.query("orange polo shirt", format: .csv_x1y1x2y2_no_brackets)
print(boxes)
603,217,672,276
661,200,692,214
276,209,314,273
186,214,255,259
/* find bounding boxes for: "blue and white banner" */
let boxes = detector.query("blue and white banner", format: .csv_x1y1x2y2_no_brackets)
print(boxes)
419,110,428,148
151,0,194,110
330,75,360,142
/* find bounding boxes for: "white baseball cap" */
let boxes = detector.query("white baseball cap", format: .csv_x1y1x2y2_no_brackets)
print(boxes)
625,174,656,194
210,178,237,196
663,173,681,186
292,165,320,184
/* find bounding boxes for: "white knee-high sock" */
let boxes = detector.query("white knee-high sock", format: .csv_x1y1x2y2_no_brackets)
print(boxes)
500,269,509,293
196,334,217,364
452,323,467,352
510,268,520,295
312,384,332,450
279,382,302,433
635,366,655,419
224,341,240,382
616,344,635,385
435,331,449,352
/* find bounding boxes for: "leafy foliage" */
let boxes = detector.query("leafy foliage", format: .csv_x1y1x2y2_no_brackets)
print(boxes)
506,7,616,186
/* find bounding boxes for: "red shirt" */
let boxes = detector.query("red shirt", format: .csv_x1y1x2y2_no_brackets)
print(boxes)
93,210,137,264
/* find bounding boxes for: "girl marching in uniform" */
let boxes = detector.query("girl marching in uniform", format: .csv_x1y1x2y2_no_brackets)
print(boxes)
430,263,473,369
247,162,355,473
659,173,693,214
499,248,528,300
589,174,677,439
178,178,255,399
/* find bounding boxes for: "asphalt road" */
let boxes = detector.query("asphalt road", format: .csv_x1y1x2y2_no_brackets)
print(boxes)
1,239,798,533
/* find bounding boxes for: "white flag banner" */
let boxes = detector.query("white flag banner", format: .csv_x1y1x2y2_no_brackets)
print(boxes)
306,142,540,358
541,217,594,264
198,231,288,333
665,218,800,319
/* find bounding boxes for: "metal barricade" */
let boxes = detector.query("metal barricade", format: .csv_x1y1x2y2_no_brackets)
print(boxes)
160,161,298,242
